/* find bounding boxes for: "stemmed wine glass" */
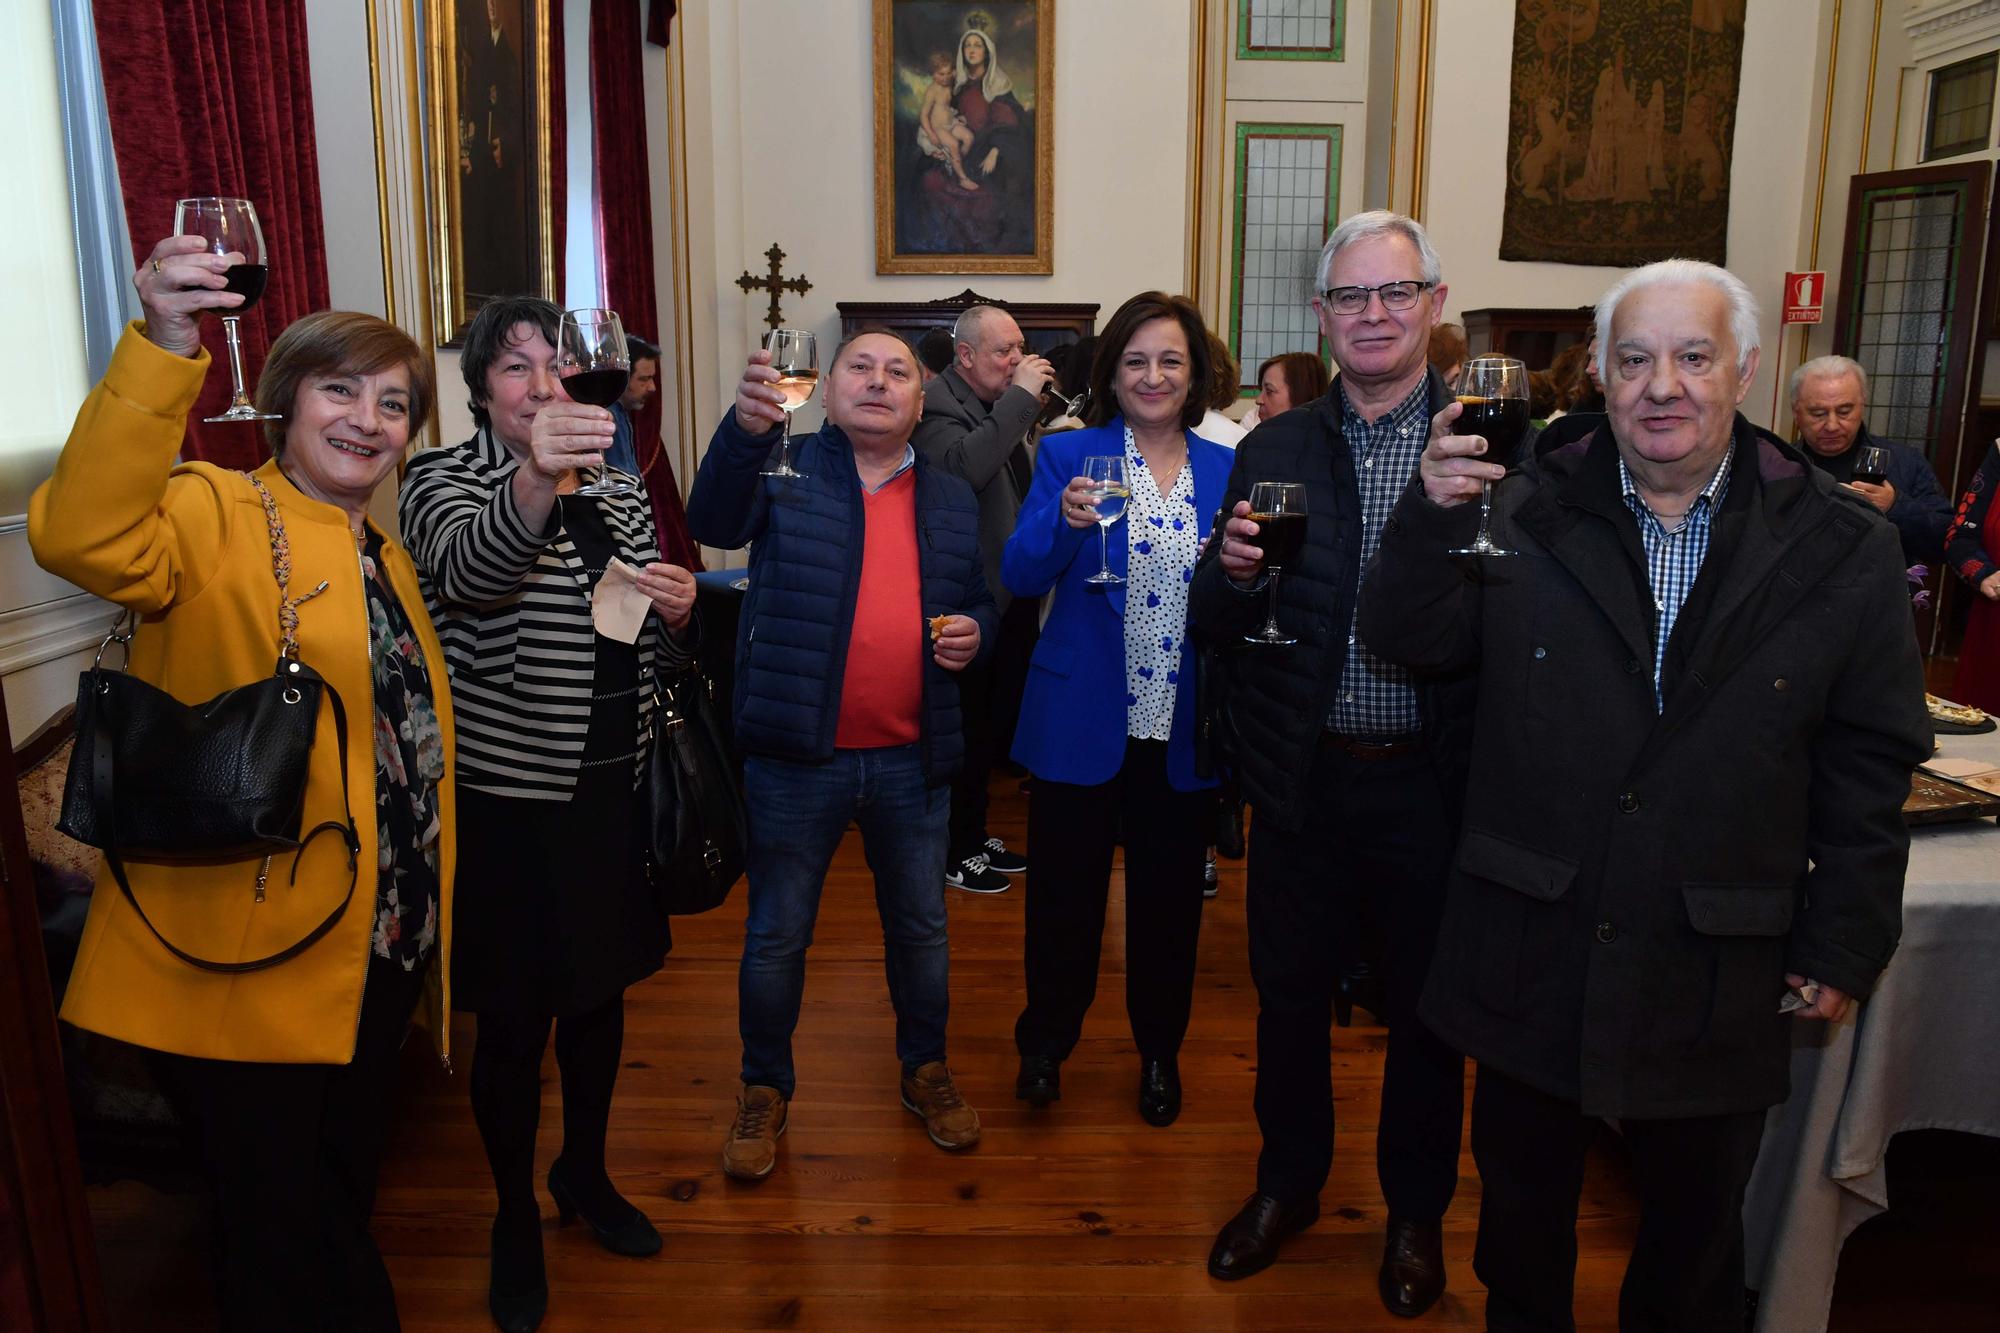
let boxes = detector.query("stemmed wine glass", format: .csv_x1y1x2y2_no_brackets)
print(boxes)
1036,384,1092,428
1853,444,1890,487
175,197,278,423
1244,481,1306,646
557,308,640,497
1082,454,1130,586
1446,355,1531,559
762,328,817,479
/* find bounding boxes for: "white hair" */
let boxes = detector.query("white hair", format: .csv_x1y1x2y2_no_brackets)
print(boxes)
1314,210,1444,293
951,303,1012,350
1593,259,1760,381
1789,354,1868,405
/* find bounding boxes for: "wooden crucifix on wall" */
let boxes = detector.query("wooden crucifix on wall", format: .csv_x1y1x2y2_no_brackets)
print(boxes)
736,244,811,330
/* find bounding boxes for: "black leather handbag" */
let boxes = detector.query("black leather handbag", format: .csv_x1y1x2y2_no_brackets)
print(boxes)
646,670,746,915
55,476,360,973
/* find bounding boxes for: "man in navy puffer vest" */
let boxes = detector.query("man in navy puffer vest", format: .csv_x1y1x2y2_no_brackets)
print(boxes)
688,328,997,1183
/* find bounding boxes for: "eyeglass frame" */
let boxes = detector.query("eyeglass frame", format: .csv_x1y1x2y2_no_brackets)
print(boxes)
1315,280,1437,316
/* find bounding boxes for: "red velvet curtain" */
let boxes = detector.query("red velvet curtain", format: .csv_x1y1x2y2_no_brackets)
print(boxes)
589,0,700,570
93,0,331,471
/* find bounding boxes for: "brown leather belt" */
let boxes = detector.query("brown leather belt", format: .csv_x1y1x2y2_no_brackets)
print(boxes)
1321,732,1423,759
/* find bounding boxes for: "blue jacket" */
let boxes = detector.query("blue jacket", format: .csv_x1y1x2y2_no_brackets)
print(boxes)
686,412,997,781
1004,420,1234,790
1798,425,1952,565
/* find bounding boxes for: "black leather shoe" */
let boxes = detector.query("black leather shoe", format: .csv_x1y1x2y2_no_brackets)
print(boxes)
1015,1053,1061,1106
488,1214,548,1332
1137,1057,1182,1127
547,1157,663,1257
1378,1216,1446,1318
1207,1192,1319,1280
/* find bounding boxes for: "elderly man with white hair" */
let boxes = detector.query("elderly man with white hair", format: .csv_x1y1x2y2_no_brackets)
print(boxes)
1790,353,1952,563
1359,259,1930,1331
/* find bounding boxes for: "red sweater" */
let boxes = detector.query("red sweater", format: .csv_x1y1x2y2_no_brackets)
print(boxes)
835,469,923,747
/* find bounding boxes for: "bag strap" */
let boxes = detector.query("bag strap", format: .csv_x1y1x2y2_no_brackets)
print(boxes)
91,672,362,974
245,474,329,660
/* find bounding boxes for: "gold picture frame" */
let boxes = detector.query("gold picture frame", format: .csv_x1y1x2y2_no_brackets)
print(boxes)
424,0,557,345
873,0,1054,275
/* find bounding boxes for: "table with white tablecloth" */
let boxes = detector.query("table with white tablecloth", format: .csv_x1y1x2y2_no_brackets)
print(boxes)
1743,730,2000,1333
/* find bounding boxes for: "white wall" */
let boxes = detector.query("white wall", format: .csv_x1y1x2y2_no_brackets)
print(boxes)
675,0,1194,447
1417,0,1821,430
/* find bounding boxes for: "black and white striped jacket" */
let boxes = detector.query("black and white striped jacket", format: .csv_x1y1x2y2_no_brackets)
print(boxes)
398,428,695,799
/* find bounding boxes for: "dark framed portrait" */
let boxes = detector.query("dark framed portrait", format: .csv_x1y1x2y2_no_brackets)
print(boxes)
873,0,1054,275
426,0,556,344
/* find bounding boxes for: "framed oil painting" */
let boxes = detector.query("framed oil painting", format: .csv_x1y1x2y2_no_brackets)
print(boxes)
426,0,557,344
873,0,1054,275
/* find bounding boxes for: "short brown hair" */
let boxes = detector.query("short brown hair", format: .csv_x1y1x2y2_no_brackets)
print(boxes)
1204,331,1240,413
1085,291,1213,431
1256,351,1331,412
460,296,562,428
255,311,434,456
1427,321,1467,374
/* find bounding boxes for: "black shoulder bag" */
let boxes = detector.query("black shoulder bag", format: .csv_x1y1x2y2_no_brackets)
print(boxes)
646,670,746,914
56,476,361,973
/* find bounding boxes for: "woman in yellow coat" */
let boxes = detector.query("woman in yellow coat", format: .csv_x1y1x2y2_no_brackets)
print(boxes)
29,233,456,1332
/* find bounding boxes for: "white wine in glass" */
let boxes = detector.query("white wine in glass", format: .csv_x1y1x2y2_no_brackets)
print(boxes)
762,328,816,479
1082,454,1130,586
176,197,279,424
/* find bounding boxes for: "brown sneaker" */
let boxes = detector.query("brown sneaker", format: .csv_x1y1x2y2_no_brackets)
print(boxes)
900,1061,981,1150
721,1084,788,1180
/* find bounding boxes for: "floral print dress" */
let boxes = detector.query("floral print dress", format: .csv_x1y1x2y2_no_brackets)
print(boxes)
361,529,446,970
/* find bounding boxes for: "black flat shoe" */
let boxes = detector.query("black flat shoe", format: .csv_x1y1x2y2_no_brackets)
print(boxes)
547,1157,663,1257
1015,1053,1061,1106
1378,1216,1446,1317
1207,1192,1319,1281
488,1214,547,1333
1137,1057,1182,1127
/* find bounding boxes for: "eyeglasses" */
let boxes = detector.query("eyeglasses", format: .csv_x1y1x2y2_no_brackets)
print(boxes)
1318,281,1436,316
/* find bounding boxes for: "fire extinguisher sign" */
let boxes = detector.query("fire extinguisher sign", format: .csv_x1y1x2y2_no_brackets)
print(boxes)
1783,271,1825,325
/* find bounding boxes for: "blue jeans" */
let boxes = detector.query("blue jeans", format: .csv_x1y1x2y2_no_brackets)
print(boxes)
739,746,951,1097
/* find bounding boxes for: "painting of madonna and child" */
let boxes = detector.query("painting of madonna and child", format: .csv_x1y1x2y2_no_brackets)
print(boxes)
874,0,1053,274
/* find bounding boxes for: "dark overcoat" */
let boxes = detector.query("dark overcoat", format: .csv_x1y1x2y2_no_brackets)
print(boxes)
1357,416,1930,1118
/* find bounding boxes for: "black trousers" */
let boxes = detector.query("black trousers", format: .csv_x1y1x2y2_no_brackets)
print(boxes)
1471,1064,1766,1333
162,954,428,1333
1014,738,1211,1062
1246,739,1463,1218
948,597,1041,857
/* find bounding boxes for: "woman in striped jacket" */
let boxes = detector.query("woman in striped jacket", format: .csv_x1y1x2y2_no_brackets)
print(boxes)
399,297,697,1332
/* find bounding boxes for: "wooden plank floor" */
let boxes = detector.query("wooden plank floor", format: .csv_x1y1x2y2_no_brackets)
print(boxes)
81,774,1989,1330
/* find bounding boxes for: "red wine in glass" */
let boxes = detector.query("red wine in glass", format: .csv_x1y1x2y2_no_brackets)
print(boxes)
175,196,278,423
1852,445,1889,486
558,308,639,497
560,366,629,409
1447,356,1530,559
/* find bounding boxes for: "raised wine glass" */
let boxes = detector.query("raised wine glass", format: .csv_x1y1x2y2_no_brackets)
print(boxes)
1853,444,1889,487
1446,355,1531,559
175,197,279,423
1082,454,1130,586
558,308,640,497
1035,384,1092,428
1244,481,1307,646
761,327,817,479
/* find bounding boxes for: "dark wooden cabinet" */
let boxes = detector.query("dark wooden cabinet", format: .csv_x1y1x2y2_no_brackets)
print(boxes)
1460,306,1595,370
836,289,1098,355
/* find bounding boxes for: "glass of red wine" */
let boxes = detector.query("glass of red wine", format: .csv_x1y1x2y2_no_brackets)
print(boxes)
1853,444,1889,487
175,197,278,424
558,308,640,497
761,328,817,479
1446,355,1531,559
1244,480,1307,646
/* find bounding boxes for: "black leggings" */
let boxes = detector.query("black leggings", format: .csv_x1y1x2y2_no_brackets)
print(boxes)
468,990,628,1221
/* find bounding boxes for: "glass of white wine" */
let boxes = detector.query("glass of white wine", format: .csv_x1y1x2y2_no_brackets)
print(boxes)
761,327,817,479
1082,454,1130,586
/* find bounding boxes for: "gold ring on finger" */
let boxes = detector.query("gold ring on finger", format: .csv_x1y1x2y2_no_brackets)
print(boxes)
150,258,163,275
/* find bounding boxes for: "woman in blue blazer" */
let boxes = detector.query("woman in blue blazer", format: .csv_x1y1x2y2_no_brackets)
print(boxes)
1003,292,1235,1127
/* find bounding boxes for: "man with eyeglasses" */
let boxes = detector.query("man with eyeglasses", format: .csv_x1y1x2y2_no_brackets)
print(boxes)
914,304,1053,894
1189,210,1474,1316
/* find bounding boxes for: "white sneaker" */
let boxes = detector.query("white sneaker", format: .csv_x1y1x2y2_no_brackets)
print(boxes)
946,851,1011,894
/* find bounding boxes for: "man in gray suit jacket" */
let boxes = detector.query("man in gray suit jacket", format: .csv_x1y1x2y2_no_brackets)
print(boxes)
914,304,1053,894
